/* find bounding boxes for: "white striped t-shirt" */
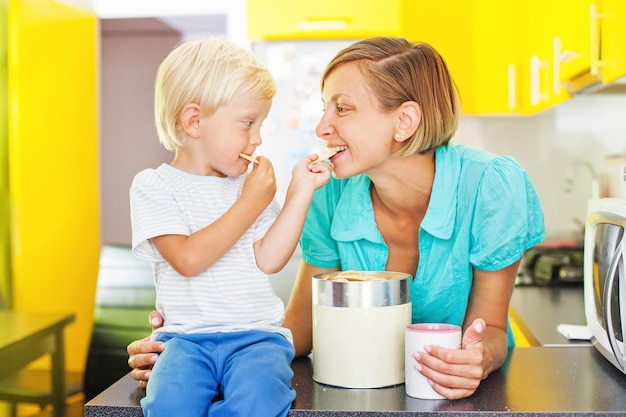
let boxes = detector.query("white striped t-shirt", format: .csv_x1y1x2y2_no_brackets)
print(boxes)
130,163,291,341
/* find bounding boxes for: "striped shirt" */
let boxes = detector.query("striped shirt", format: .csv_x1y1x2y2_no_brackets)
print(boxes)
130,163,290,341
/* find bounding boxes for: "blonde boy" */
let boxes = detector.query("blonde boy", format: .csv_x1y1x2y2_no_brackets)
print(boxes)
130,37,330,417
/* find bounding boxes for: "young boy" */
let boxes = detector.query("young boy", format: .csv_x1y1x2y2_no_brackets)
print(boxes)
130,37,331,417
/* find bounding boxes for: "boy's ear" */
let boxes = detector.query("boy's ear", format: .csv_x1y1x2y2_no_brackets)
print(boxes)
180,103,201,138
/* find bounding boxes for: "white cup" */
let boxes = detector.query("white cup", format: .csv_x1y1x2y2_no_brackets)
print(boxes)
405,323,462,399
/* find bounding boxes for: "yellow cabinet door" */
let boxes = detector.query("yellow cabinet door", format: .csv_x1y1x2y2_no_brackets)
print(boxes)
468,1,526,114
595,0,626,83
0,0,11,308
8,0,99,372
406,0,577,115
514,0,552,113
552,0,593,88
406,1,534,115
514,0,573,114
247,0,402,40
492,0,590,113
0,0,8,308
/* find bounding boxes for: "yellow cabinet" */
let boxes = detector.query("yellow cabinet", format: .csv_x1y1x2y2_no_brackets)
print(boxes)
518,0,591,112
594,0,626,83
405,0,593,115
247,0,402,41
0,0,8,307
406,1,519,114
553,0,593,86
8,0,99,372
247,1,626,114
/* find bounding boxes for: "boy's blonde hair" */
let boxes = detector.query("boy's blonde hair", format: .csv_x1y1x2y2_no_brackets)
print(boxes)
154,37,276,151
322,37,461,156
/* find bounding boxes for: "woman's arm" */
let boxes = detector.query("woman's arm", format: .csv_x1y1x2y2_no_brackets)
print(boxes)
282,260,338,357
462,260,520,375
413,259,520,399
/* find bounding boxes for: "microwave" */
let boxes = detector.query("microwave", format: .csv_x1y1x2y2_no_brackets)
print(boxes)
584,198,626,373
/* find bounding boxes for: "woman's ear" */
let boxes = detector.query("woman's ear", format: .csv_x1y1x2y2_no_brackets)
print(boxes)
179,103,202,138
394,101,421,142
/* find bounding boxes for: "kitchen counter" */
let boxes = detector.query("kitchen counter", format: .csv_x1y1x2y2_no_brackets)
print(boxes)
85,346,626,416
85,285,626,416
510,285,590,346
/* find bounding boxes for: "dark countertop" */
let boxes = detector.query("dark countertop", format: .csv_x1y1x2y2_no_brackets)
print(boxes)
85,286,626,416
510,285,590,346
85,346,626,416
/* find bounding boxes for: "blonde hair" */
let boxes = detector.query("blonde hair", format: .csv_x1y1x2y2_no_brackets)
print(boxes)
321,37,461,156
154,37,276,151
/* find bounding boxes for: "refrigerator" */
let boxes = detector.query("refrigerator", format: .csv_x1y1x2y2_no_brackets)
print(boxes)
253,40,354,203
252,40,354,296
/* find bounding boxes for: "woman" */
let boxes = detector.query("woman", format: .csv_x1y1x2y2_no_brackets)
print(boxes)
127,36,544,400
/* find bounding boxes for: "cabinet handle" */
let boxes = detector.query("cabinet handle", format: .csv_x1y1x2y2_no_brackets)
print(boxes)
590,4,606,76
530,56,547,106
296,19,348,31
553,37,579,95
507,64,516,110
553,37,563,95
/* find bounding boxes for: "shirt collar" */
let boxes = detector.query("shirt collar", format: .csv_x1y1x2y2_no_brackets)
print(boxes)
331,175,384,243
422,144,459,240
330,144,460,243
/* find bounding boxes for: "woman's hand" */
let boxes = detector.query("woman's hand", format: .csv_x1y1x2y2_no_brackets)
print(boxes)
411,318,487,399
413,262,520,399
126,311,165,388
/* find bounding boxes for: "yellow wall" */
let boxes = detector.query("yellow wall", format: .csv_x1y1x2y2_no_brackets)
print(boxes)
8,0,99,372
0,0,9,309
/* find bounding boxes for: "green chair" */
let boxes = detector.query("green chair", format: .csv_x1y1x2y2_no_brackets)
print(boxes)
0,369,83,417
0,279,82,416
0,245,154,414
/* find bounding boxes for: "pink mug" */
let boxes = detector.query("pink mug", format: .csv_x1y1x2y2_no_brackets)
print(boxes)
405,323,462,399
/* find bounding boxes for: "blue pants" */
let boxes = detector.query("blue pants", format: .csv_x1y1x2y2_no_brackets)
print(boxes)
141,331,296,417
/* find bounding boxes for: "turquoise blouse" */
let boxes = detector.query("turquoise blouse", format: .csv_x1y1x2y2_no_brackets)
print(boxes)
300,143,545,346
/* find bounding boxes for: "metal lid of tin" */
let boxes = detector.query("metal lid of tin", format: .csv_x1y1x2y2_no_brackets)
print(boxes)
312,271,411,308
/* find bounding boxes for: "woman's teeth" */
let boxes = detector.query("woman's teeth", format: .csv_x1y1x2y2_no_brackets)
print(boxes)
320,146,347,159
328,146,347,155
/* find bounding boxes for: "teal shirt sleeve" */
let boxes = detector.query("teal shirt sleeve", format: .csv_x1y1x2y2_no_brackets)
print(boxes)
469,156,545,271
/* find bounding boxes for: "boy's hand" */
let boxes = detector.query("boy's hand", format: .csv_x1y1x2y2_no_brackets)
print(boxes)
241,156,277,210
291,154,332,193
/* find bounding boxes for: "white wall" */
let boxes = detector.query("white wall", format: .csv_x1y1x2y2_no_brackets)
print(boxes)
93,0,248,47
99,21,182,244
455,94,626,239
